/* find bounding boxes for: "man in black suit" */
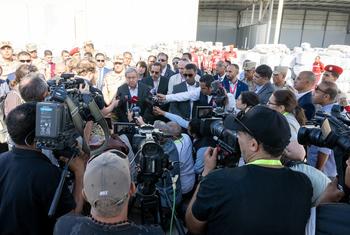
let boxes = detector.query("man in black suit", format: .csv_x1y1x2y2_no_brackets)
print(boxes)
116,67,151,122
294,71,316,120
253,64,275,104
169,63,199,120
213,61,227,82
157,52,175,79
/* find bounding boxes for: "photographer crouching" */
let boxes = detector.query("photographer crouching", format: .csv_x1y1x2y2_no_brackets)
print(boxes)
0,103,86,235
185,106,313,235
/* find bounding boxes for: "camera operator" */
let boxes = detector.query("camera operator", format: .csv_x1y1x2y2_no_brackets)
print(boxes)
185,106,313,235
307,81,339,178
54,150,164,235
0,103,86,235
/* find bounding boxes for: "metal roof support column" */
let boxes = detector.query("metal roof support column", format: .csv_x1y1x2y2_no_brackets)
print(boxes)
322,11,329,47
215,8,219,42
259,0,263,21
266,0,274,44
273,0,284,44
299,9,307,46
251,4,255,24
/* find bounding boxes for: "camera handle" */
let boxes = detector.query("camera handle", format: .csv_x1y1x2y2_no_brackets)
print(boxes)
48,154,76,217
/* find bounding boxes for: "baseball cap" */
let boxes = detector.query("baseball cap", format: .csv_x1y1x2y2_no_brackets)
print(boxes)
324,65,343,76
224,105,290,148
0,41,12,49
243,61,256,70
26,43,37,52
84,150,131,217
273,66,288,75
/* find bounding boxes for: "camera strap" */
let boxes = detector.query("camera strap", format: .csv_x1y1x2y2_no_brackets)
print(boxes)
247,159,283,167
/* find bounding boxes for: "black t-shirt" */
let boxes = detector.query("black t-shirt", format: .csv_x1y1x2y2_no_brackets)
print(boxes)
54,214,164,235
0,148,75,235
192,165,313,235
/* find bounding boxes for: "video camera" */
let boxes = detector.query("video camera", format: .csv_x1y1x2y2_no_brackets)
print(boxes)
298,104,350,192
35,73,110,157
196,106,240,168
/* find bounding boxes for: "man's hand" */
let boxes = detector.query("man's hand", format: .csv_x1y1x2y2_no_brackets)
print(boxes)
111,97,119,108
202,147,218,176
135,116,146,126
153,106,165,116
156,93,166,102
59,151,87,175
127,110,133,122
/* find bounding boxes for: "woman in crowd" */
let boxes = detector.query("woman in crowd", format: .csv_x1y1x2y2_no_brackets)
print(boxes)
4,64,38,116
136,61,148,80
267,89,307,160
235,91,259,114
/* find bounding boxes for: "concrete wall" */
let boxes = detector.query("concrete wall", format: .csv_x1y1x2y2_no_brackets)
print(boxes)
197,8,350,49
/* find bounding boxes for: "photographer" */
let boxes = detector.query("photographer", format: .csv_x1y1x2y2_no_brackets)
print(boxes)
0,103,86,235
54,150,164,235
186,106,313,235
307,81,338,178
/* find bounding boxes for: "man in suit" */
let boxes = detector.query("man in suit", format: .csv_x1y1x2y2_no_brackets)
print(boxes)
157,52,175,79
213,61,226,82
294,71,316,120
253,64,275,105
222,64,248,99
169,63,199,120
116,67,151,122
168,59,200,94
95,53,111,90
141,62,170,116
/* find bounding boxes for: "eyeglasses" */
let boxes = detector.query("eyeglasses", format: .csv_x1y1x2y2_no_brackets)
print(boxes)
150,71,160,75
96,60,105,62
315,85,328,94
173,61,179,65
114,62,123,65
158,59,166,62
183,73,194,78
19,60,31,63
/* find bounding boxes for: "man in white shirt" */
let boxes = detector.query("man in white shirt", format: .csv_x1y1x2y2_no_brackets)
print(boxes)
95,53,111,90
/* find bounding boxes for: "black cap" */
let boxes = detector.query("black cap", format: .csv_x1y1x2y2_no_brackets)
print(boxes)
224,105,290,148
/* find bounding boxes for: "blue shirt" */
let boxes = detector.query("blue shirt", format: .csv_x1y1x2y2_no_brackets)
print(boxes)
307,103,337,177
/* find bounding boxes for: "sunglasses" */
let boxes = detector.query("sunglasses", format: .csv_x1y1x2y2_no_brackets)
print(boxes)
96,60,105,62
158,59,166,62
20,60,31,63
114,62,123,65
183,73,194,78
173,61,179,65
151,71,160,74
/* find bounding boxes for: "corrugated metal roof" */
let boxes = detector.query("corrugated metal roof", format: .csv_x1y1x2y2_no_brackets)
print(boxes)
199,0,350,13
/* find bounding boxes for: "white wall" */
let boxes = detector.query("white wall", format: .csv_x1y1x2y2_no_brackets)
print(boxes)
0,0,199,55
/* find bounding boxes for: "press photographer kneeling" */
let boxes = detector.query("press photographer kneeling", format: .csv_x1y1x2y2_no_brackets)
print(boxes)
186,106,313,235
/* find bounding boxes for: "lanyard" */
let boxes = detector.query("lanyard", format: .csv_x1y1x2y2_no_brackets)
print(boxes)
229,81,238,94
247,159,283,167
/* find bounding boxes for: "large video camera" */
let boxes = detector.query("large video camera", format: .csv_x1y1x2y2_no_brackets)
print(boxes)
196,105,240,168
298,105,350,191
35,73,109,157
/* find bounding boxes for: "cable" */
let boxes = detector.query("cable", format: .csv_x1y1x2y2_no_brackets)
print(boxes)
169,174,178,235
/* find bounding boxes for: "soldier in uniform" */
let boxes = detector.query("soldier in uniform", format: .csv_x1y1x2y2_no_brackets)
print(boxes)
272,66,296,93
241,61,256,91
0,41,18,80
26,43,46,77
102,55,126,105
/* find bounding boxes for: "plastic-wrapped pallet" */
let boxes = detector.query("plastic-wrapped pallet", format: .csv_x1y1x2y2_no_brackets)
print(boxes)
260,53,282,68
